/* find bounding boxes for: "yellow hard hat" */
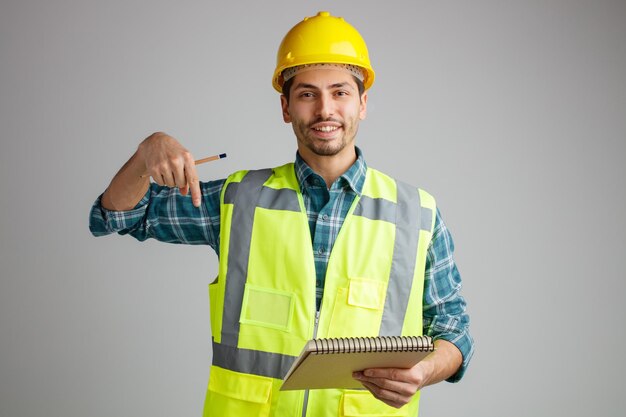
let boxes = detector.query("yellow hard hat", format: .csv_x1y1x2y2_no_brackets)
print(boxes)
272,11,375,93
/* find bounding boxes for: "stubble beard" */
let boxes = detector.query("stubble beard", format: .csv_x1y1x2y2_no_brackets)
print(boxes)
293,118,358,157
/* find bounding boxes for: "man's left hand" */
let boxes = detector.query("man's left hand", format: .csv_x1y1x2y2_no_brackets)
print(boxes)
352,339,463,409
352,361,433,409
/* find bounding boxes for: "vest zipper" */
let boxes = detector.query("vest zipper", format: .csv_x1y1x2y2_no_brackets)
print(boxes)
301,310,321,417
312,309,321,338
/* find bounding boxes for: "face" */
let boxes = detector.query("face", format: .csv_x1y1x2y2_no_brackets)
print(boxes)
281,68,367,160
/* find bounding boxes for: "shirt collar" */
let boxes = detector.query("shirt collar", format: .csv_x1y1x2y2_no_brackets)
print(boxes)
294,147,367,196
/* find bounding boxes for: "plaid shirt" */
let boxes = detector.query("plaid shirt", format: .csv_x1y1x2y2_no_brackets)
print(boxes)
90,148,474,381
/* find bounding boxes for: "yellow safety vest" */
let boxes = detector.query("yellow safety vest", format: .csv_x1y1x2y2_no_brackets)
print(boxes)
205,163,436,417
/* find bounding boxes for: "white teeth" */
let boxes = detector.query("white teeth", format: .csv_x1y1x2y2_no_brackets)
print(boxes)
314,126,338,132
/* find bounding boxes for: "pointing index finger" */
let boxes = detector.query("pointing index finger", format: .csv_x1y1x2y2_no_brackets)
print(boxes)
185,163,201,207
188,153,227,208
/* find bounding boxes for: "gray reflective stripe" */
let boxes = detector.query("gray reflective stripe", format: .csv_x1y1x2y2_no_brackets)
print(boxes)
221,169,273,346
225,183,300,212
379,181,422,336
223,182,239,204
353,195,396,223
354,195,432,231
420,206,433,232
258,187,301,212
212,340,296,379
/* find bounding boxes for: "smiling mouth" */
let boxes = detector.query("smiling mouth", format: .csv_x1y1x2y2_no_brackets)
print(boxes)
312,126,340,133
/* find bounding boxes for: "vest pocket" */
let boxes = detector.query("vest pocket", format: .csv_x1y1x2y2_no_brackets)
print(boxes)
205,365,272,417
347,278,386,309
328,278,386,337
240,284,295,332
340,390,409,416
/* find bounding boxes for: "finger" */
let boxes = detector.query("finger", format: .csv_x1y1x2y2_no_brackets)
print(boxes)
149,170,165,186
363,368,411,386
172,158,188,190
184,161,201,208
144,163,164,185
153,159,177,187
359,381,407,409
356,371,417,397
363,368,406,380
161,171,176,188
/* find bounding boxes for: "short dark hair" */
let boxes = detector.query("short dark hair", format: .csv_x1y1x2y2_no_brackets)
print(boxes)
281,74,365,104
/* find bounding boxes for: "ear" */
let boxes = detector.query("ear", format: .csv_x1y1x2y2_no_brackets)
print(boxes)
359,91,368,120
281,95,291,123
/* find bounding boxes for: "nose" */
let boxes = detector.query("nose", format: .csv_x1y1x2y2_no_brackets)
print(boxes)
316,92,334,119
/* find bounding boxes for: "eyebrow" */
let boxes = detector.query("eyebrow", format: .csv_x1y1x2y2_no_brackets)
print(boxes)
293,82,355,91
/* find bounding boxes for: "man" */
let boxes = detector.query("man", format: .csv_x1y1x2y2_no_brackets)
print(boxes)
90,11,473,417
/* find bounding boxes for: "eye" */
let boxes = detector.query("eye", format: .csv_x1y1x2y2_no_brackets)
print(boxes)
299,92,315,98
335,90,350,97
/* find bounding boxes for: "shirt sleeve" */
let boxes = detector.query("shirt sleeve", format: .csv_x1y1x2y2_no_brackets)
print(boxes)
88,179,225,254
422,208,474,382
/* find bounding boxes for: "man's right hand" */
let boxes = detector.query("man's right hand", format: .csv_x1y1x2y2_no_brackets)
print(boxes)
138,132,201,207
102,132,202,211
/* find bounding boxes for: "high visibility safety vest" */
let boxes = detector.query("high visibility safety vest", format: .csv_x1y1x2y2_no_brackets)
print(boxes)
205,163,436,417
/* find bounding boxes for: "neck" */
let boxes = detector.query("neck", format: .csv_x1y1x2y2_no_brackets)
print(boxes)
298,146,357,188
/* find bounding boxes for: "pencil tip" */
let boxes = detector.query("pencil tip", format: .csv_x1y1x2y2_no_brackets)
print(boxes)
219,153,227,159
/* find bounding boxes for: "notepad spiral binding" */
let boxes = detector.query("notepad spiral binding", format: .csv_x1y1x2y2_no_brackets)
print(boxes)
312,335,434,354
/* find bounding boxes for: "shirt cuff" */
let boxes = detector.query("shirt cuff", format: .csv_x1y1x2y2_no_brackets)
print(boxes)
88,190,150,236
431,329,475,383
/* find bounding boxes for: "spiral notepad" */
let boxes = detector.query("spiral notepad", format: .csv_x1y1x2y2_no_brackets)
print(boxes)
281,336,435,390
